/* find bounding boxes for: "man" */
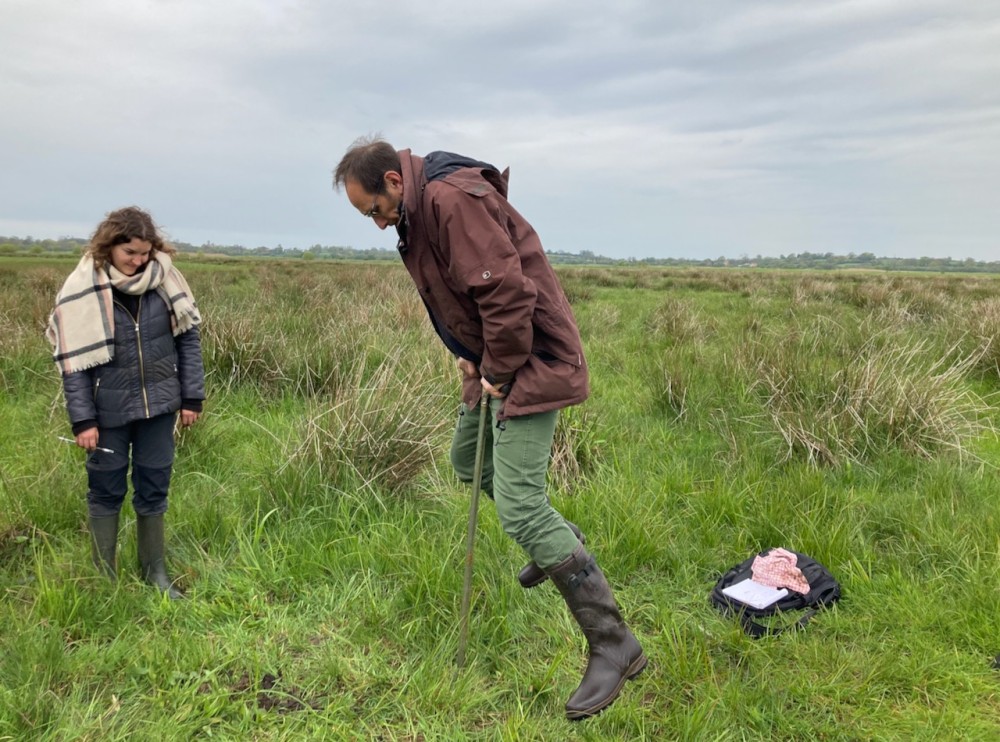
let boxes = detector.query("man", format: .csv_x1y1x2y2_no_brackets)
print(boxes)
333,136,646,720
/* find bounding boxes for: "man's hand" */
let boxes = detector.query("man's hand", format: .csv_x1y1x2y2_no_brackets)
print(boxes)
458,357,509,398
481,377,510,399
457,357,479,379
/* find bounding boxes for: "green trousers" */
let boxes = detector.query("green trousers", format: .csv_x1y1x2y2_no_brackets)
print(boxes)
450,398,579,570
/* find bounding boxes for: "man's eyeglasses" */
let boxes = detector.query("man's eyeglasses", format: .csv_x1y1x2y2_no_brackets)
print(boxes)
363,193,380,219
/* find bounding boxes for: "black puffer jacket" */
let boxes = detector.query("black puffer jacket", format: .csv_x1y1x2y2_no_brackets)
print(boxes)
62,291,205,430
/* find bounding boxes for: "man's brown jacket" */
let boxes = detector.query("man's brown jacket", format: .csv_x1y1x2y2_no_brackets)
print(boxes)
396,148,588,419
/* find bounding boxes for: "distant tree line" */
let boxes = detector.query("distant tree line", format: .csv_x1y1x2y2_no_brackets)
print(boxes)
1,236,997,273
546,250,1000,274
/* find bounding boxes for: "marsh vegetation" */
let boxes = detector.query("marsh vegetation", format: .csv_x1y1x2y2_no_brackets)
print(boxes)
1,257,998,739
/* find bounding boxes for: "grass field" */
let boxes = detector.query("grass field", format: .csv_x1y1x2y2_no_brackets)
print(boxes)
1,255,999,740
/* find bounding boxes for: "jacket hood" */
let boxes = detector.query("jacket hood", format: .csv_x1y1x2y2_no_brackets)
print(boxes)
423,151,498,182
423,151,509,199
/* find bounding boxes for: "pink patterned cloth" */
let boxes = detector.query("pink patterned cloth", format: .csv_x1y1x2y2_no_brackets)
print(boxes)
751,548,811,595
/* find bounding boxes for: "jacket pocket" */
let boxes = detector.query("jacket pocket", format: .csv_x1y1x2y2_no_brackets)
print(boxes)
505,352,587,412
532,348,582,369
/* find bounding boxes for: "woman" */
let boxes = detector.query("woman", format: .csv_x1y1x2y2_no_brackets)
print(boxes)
47,206,204,599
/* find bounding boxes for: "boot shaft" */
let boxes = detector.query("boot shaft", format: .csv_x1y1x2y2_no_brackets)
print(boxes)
546,544,647,719
88,514,119,580
136,514,183,599
547,544,626,635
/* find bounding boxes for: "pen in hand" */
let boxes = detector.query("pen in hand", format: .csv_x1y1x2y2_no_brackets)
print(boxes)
57,436,115,454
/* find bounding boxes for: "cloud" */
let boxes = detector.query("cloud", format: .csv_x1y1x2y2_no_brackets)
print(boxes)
1,0,998,259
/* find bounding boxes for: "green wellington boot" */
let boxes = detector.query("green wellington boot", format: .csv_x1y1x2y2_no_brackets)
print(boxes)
89,513,119,581
136,514,183,600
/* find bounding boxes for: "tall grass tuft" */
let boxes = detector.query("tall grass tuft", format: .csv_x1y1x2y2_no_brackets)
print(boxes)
966,297,1000,380
646,297,705,346
0,268,60,394
652,363,689,421
549,405,604,494
283,350,452,494
740,324,994,466
200,306,290,393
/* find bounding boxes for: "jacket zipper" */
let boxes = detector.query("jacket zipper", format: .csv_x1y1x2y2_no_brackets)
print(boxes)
113,296,151,418
93,377,101,402
135,297,150,417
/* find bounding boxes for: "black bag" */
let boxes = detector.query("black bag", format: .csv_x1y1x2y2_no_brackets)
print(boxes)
710,549,841,638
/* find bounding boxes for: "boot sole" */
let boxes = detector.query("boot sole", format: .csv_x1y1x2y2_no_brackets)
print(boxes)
565,653,649,721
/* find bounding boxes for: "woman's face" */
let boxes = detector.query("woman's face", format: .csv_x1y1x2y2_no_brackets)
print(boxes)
109,238,152,276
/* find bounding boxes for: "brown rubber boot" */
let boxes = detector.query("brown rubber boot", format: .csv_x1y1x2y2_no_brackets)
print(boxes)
547,544,647,720
518,520,585,588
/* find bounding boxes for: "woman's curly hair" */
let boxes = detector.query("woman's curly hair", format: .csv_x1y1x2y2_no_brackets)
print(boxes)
87,206,176,268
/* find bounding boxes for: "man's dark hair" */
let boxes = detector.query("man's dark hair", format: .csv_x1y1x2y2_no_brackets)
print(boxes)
333,135,401,195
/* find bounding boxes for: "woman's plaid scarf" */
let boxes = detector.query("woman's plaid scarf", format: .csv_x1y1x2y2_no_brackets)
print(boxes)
46,252,201,375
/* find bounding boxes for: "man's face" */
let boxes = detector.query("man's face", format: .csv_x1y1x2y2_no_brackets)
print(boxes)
346,173,403,230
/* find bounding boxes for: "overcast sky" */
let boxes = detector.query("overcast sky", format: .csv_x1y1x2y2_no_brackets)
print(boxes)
2,1,998,261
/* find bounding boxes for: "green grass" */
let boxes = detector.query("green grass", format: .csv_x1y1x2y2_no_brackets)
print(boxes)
2,257,999,739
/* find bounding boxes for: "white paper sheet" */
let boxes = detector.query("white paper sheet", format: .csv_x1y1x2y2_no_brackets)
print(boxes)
721,578,789,609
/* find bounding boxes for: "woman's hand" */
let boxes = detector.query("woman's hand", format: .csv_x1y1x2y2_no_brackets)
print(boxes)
180,409,201,428
76,427,99,452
